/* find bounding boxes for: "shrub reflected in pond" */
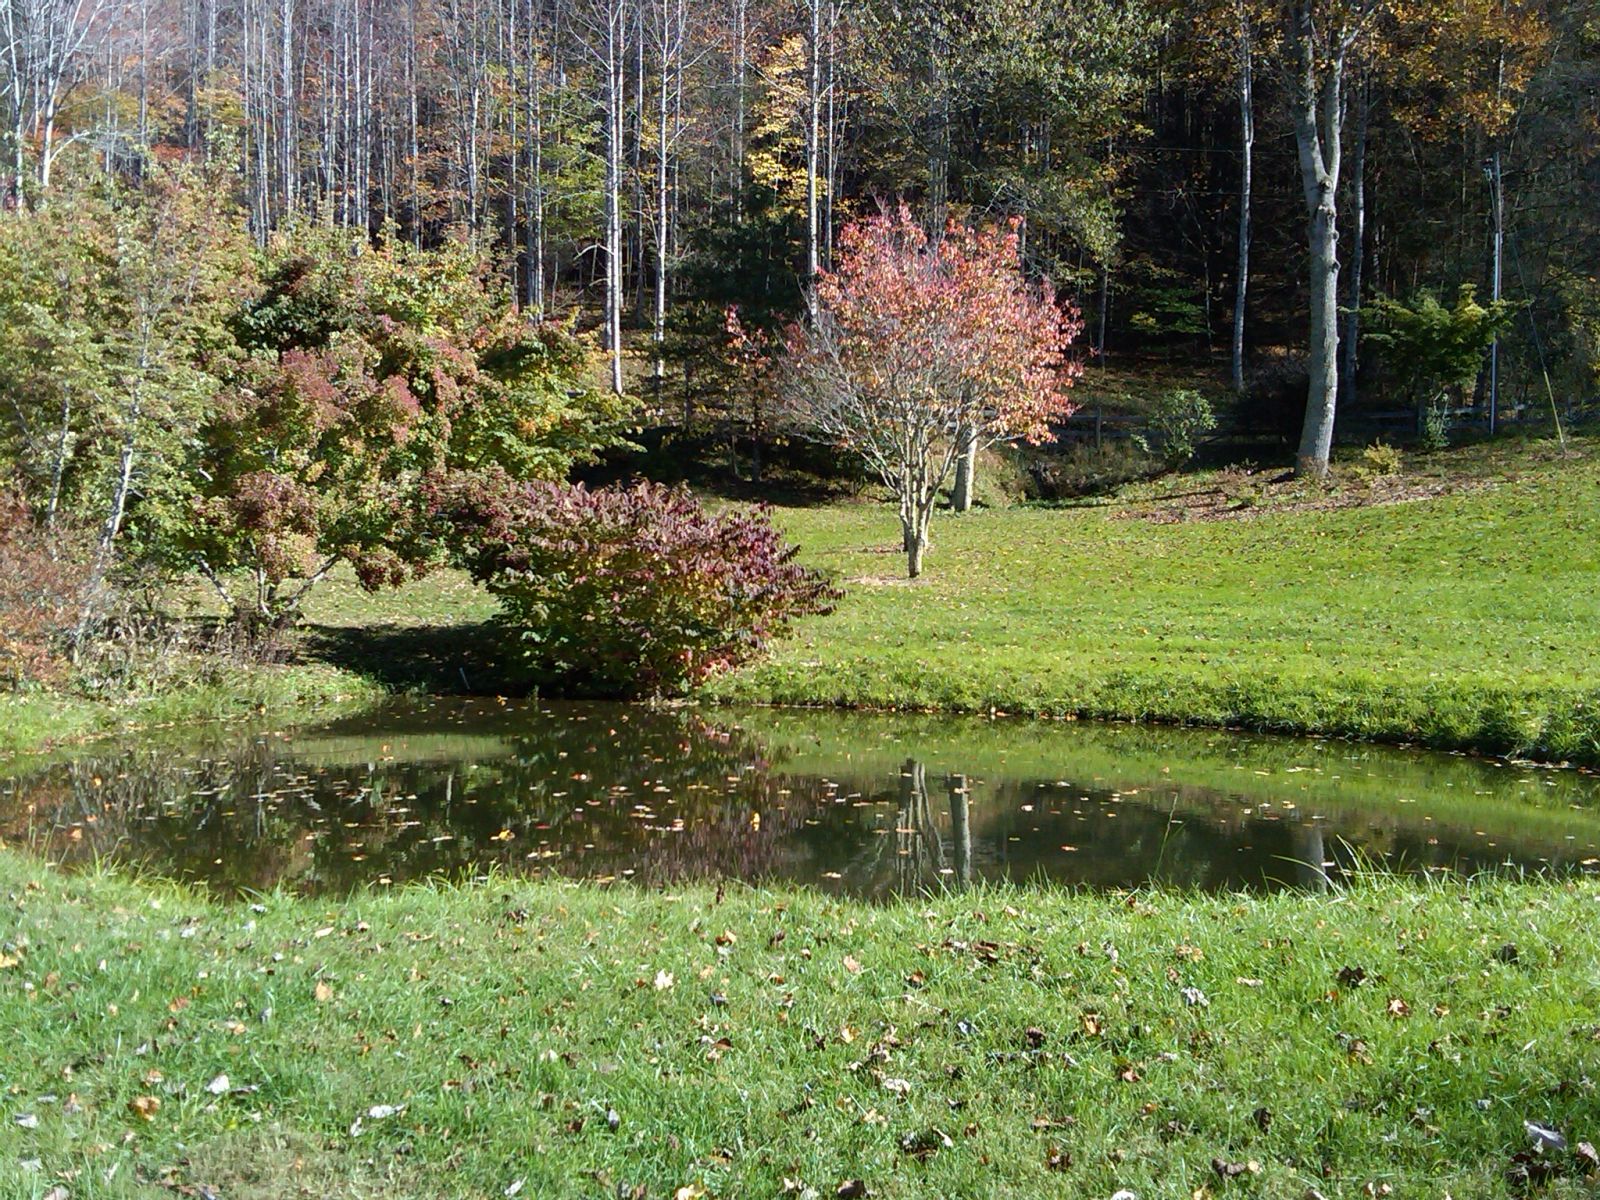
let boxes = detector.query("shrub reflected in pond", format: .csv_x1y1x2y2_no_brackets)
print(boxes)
4,700,1599,898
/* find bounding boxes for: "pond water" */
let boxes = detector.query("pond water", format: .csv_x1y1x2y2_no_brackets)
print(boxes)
4,699,1599,898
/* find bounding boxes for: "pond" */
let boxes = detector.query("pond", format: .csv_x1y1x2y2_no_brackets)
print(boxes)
4,699,1599,898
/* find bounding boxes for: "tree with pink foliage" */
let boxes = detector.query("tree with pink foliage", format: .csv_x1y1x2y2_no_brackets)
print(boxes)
780,206,1081,577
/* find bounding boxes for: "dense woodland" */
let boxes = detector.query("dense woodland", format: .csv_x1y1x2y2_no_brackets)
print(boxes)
2,0,1595,433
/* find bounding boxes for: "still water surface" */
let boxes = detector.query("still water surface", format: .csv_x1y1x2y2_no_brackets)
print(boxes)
4,700,1598,897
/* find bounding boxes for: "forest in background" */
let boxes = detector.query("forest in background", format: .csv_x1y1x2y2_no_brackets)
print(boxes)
2,0,1596,455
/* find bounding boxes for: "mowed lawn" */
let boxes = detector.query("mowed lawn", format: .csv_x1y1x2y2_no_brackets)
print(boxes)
709,439,1600,761
5,858,1600,1199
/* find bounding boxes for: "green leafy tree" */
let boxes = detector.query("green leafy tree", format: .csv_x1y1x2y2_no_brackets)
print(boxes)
173,234,634,633
1363,284,1516,443
0,163,253,604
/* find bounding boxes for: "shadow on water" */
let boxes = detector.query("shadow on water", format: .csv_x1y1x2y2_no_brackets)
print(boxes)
4,698,1599,899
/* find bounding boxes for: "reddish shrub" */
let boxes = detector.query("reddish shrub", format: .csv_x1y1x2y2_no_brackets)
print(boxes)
0,494,91,689
431,474,837,697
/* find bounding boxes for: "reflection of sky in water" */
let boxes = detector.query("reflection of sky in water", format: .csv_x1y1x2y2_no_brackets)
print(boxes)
4,699,1599,898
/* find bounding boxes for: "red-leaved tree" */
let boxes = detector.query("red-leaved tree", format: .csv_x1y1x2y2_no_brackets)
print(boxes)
780,206,1082,577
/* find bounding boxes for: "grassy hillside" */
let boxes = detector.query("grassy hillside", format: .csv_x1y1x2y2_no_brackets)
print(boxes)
710,438,1600,761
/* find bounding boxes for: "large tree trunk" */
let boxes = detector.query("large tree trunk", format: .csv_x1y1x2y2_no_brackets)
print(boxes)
1231,5,1253,395
1290,1,1345,479
1298,187,1340,476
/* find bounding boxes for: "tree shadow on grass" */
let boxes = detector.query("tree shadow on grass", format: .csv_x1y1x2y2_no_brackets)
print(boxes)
298,621,537,696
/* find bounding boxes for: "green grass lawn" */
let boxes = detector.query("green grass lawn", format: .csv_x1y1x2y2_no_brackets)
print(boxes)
3,856,1599,1199
709,438,1600,762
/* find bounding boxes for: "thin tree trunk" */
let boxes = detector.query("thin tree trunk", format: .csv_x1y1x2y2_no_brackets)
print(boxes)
951,425,977,513
1339,76,1369,412
948,773,972,885
1231,4,1253,395
804,0,820,290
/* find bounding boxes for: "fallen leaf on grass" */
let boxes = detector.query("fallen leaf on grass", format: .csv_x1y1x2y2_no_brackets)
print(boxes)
843,955,862,975
836,1182,868,1199
1211,1158,1260,1180
313,981,334,1003
1524,1120,1566,1151
899,1128,953,1159
1386,997,1412,1018
654,970,675,991
128,1096,160,1122
205,1074,230,1096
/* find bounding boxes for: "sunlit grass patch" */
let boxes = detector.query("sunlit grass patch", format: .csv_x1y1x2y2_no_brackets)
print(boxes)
3,858,1600,1197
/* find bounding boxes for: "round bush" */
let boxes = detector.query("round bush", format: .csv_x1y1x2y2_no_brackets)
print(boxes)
431,475,837,697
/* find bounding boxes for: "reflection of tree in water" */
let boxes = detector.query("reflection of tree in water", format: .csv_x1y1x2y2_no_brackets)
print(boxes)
789,762,1577,896
3,703,1595,898
0,707,879,895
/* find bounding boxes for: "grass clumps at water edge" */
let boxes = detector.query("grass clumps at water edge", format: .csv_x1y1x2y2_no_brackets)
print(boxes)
4,856,1600,1198
0,661,384,762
